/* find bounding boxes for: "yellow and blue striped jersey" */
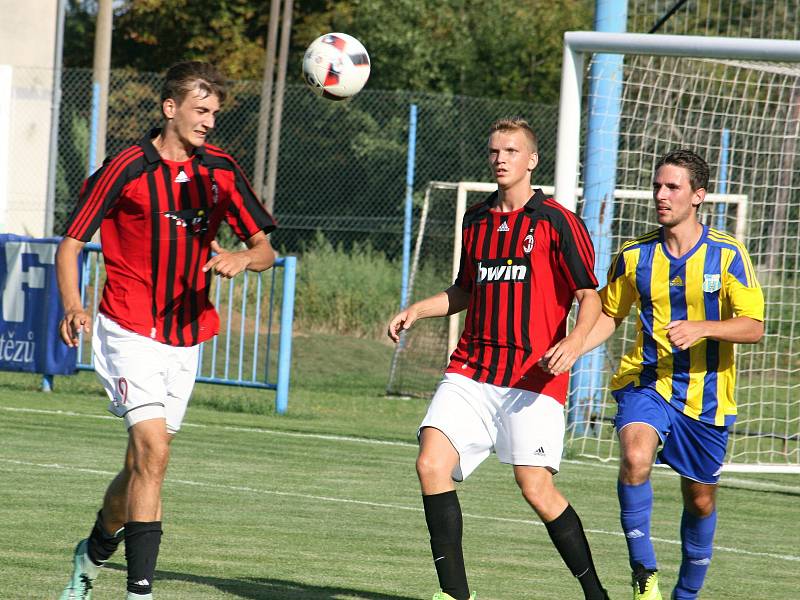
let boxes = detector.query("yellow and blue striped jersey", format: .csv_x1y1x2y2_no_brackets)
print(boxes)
600,225,764,426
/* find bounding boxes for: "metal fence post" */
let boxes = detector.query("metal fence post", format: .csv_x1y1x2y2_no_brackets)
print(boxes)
87,82,100,176
400,103,418,310
275,255,296,414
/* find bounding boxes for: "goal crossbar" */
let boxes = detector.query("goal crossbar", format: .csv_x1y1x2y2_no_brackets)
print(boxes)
555,31,800,212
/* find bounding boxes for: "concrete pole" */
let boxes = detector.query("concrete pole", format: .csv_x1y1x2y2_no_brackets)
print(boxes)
44,0,66,236
91,0,113,171
253,0,281,201
264,0,293,214
568,0,627,435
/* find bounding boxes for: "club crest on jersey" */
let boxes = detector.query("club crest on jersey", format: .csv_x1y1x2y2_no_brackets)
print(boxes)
703,273,721,293
522,233,535,254
476,258,529,284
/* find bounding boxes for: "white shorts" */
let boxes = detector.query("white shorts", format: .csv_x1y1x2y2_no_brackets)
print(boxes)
419,372,565,481
92,313,199,433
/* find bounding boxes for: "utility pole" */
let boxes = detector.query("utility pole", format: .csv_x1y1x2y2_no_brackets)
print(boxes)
253,0,281,205
90,0,113,172
45,0,67,236
264,0,293,214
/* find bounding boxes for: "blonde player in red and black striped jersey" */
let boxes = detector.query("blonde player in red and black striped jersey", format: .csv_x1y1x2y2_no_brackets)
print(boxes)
577,149,764,600
56,62,276,600
387,118,610,600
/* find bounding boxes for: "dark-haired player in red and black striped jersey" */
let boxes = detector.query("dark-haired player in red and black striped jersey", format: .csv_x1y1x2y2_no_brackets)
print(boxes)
56,61,276,600
388,118,609,600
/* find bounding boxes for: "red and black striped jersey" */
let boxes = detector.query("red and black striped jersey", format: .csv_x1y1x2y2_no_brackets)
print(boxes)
446,189,597,403
64,129,277,347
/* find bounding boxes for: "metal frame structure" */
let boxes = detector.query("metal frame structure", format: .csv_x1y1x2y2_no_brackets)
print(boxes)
74,243,297,414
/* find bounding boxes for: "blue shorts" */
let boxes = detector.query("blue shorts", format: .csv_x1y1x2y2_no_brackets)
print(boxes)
613,385,729,484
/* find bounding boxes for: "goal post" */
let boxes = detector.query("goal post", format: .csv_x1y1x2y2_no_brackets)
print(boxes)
557,31,800,473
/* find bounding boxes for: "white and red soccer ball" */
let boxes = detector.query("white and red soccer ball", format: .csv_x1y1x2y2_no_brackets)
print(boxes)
302,33,371,100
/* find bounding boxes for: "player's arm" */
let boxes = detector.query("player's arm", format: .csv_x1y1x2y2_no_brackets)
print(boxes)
581,310,624,354
387,285,469,343
56,236,91,347
202,230,275,278
667,245,765,350
665,316,764,351
538,288,602,375
575,244,635,356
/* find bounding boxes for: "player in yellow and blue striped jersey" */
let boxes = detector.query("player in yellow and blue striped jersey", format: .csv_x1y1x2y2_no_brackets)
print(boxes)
572,150,764,600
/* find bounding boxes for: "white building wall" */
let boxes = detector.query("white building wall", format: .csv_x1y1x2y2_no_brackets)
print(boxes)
0,1,58,237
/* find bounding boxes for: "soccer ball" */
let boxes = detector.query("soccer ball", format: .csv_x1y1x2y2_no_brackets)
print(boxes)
302,33,371,100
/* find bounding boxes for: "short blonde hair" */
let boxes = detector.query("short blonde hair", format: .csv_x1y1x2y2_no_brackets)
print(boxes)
488,117,538,153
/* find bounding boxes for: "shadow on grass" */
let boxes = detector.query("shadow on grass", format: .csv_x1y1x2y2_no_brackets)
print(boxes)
107,563,417,599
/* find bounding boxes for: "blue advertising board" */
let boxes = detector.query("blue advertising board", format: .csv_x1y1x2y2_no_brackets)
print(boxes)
0,235,77,375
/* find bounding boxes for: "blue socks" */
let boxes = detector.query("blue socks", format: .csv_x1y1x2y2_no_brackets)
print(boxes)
673,509,716,599
618,480,657,571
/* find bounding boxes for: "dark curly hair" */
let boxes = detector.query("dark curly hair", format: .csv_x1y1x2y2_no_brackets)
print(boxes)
655,149,710,192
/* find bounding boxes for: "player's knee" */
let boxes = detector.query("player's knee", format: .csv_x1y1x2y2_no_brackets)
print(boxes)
416,452,451,483
518,484,543,510
620,451,652,484
130,441,171,480
686,495,715,517
514,470,552,507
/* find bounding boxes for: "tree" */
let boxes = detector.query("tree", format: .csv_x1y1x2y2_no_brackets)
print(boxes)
63,0,593,104
295,0,592,102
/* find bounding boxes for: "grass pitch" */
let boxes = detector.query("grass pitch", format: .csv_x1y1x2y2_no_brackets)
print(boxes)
1,334,798,599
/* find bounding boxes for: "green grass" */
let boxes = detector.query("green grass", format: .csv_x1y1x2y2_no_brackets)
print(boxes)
1,334,799,599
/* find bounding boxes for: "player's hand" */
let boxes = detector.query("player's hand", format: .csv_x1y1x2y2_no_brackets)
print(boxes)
387,307,419,343
202,240,252,278
665,320,707,350
60,308,91,347
538,334,584,375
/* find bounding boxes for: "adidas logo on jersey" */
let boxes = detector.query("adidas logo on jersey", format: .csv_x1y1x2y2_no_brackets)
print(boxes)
476,258,528,284
174,170,191,183
497,221,510,232
533,446,546,456
669,275,684,287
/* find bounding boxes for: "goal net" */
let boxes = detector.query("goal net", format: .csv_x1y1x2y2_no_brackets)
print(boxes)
389,33,800,473
560,32,800,473
386,181,484,398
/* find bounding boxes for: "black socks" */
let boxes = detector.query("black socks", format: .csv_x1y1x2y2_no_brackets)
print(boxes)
87,510,124,566
422,491,470,600
124,521,163,595
545,504,607,600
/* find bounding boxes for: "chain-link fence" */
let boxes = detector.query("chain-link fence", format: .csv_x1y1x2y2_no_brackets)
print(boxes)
628,0,800,38
53,68,559,257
